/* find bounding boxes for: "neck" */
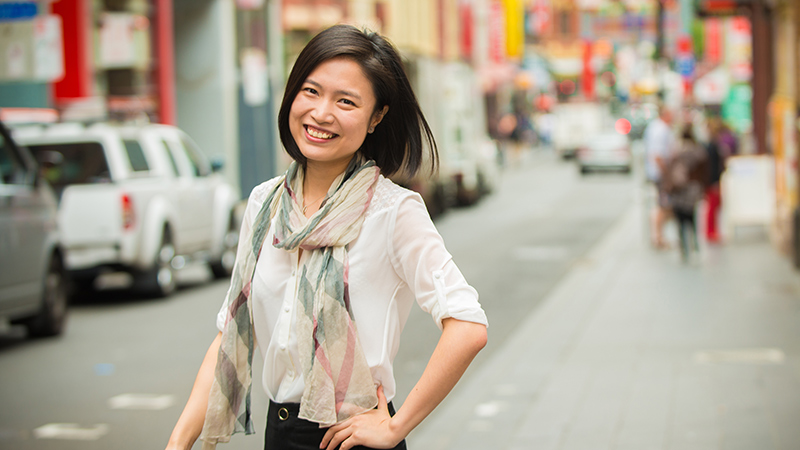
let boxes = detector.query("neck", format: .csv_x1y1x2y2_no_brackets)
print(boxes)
302,160,349,202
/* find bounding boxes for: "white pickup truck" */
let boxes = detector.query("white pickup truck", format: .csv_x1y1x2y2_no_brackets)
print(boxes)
13,122,240,298
552,102,605,159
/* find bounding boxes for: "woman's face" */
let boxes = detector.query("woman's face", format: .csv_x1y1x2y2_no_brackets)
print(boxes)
289,57,386,172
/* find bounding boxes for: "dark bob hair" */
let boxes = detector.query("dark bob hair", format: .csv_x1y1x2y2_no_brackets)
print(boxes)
278,24,437,177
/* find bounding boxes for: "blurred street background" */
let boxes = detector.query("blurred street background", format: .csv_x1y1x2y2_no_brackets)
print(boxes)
2,0,800,449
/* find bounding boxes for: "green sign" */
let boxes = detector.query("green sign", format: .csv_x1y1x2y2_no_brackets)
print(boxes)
722,83,752,134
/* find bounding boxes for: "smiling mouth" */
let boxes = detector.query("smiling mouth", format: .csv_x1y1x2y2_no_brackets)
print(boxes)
305,125,338,140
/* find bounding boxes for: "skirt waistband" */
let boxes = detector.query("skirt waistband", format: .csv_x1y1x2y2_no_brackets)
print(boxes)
268,400,397,423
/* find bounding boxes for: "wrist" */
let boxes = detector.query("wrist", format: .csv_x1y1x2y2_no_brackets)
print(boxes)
386,416,409,445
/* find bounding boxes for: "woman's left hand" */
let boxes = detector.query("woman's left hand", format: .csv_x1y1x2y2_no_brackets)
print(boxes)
319,386,402,450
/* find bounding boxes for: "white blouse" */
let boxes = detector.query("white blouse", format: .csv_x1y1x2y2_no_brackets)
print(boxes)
217,175,488,404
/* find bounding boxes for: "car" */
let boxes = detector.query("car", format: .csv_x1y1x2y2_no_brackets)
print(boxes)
576,131,632,174
12,122,240,298
552,102,605,159
0,118,68,337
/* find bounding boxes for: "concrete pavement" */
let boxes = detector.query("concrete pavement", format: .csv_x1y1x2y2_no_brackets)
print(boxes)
408,199,800,450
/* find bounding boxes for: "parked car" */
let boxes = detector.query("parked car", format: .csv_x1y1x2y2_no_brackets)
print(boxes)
552,102,605,159
576,131,632,174
396,58,499,216
12,122,240,298
0,118,68,337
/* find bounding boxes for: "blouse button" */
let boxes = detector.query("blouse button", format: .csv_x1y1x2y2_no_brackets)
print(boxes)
434,273,441,279
284,306,290,313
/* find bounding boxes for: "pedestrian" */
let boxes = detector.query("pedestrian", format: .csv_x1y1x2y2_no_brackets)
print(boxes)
663,124,708,262
165,25,488,450
704,117,738,243
643,105,676,249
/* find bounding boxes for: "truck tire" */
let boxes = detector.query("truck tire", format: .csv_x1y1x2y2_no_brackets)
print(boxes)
26,253,69,338
210,217,238,279
138,228,177,297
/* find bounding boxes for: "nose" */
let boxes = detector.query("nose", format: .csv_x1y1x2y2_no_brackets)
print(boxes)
310,99,334,124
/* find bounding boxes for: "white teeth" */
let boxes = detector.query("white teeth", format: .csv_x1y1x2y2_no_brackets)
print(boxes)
307,127,334,139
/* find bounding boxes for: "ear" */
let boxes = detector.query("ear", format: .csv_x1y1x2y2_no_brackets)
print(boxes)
370,105,389,130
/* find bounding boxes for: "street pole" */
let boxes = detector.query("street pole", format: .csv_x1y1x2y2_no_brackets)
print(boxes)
655,0,665,62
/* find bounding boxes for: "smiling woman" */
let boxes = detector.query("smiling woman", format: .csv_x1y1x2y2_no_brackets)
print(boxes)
166,25,488,450
287,57,388,192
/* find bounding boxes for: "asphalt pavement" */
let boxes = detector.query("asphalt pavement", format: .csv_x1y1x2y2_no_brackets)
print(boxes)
408,186,800,450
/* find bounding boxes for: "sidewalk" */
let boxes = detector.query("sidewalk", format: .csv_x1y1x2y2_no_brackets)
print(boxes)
409,202,800,450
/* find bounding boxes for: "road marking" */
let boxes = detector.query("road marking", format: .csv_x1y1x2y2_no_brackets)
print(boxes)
513,245,569,261
694,348,786,365
108,393,175,410
33,423,109,440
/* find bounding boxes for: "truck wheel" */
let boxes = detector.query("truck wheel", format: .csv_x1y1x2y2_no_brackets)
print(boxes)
26,254,69,337
138,230,177,297
210,222,238,279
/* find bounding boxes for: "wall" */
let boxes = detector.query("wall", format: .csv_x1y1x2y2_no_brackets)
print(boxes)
173,0,240,194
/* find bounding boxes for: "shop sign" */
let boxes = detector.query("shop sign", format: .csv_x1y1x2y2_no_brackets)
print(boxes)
0,21,32,79
0,16,58,81
99,13,135,68
503,0,524,59
704,17,722,63
33,15,63,81
489,1,505,63
722,83,752,133
0,2,37,22
693,66,729,104
528,0,551,37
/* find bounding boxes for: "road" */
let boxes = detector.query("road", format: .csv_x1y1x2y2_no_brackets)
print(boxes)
0,150,634,450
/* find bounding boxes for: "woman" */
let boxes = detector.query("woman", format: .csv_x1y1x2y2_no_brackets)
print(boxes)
663,124,708,262
165,25,488,450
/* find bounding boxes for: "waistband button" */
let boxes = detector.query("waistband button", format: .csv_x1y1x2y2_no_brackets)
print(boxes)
278,407,289,421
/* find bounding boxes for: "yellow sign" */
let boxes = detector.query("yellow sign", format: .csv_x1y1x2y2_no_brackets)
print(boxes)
503,0,524,59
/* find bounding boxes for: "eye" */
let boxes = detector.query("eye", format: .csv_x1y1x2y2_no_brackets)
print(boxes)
302,87,318,95
339,98,356,106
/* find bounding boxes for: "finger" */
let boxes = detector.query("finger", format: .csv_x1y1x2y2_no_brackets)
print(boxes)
376,385,388,411
326,427,352,450
320,422,346,449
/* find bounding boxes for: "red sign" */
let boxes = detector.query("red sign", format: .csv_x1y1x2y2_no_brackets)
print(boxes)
459,2,473,61
489,0,505,64
705,18,722,63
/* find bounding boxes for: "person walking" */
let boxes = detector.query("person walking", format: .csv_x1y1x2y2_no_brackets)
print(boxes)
165,25,488,450
704,117,738,243
663,124,708,262
643,105,676,248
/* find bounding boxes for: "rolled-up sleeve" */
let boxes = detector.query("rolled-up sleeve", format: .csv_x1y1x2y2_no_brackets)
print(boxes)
388,193,488,330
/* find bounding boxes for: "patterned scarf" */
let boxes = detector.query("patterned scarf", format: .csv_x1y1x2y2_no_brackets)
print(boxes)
200,157,381,449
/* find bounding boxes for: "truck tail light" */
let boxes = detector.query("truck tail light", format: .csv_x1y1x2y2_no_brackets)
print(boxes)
121,193,135,230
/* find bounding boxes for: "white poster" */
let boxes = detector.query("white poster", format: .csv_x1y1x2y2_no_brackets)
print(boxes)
33,15,64,81
241,48,268,106
99,13,135,68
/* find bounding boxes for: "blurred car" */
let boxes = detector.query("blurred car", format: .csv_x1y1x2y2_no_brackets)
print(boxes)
576,131,632,174
552,102,604,158
0,118,68,337
12,122,240,298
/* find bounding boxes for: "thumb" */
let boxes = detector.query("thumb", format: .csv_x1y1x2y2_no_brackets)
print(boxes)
376,385,388,411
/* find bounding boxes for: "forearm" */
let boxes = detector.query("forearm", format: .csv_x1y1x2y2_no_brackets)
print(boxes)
167,332,222,450
389,319,487,440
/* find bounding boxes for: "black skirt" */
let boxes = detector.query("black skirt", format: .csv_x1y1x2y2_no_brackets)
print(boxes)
264,401,408,450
